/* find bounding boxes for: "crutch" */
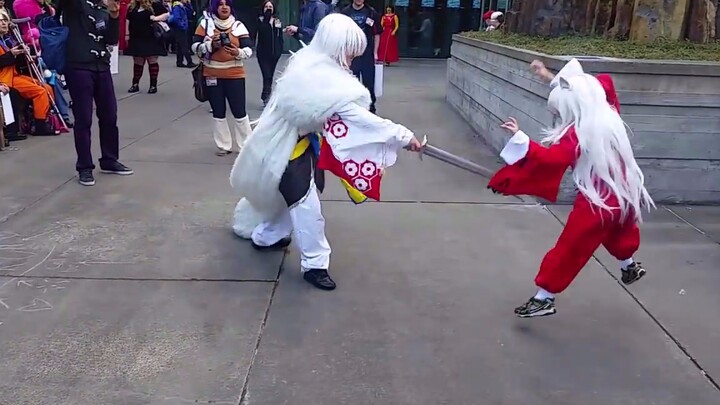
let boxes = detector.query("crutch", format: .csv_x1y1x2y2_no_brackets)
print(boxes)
10,17,68,130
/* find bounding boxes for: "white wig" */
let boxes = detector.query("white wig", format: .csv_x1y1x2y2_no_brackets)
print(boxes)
543,74,654,223
306,13,367,69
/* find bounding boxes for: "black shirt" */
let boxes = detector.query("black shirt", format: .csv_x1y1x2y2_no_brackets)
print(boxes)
341,4,382,58
61,0,119,72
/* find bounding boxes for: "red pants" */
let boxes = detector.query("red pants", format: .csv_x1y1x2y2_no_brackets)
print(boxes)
12,75,52,120
535,194,640,294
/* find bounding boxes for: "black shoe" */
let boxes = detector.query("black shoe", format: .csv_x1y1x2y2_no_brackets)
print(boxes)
32,119,56,136
62,116,74,128
99,161,134,175
251,237,291,251
621,262,646,285
6,133,26,141
128,84,139,93
515,296,556,318
176,63,186,68
186,62,197,68
78,169,95,186
303,269,336,291
148,86,158,94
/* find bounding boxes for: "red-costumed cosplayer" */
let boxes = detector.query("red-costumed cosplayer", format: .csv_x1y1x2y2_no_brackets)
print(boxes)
488,58,655,318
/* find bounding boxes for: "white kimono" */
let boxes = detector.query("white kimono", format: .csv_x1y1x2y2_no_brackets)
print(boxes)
229,46,414,271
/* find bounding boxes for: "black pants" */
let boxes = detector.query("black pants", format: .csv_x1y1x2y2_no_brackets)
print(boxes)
257,56,280,101
207,78,247,119
350,54,376,112
174,29,193,66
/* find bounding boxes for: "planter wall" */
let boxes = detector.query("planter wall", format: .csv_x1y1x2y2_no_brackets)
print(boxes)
447,35,720,204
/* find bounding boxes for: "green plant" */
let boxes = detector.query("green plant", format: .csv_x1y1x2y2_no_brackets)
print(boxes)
460,31,720,61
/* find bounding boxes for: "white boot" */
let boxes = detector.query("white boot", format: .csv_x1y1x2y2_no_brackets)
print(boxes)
213,117,232,155
230,115,252,151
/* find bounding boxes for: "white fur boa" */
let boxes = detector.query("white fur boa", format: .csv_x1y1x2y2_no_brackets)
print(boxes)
229,47,371,238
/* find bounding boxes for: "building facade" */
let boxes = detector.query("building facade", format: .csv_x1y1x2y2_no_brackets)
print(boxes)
198,0,511,57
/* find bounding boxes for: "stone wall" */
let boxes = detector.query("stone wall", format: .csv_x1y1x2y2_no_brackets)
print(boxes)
446,35,720,204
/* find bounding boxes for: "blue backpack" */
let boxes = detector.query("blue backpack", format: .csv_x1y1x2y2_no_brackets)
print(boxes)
38,15,69,74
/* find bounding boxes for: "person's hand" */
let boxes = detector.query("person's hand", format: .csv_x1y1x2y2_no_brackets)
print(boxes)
224,43,239,57
211,33,221,50
0,84,9,95
405,136,423,152
284,25,298,35
10,46,24,56
530,59,553,82
150,15,158,21
500,117,519,134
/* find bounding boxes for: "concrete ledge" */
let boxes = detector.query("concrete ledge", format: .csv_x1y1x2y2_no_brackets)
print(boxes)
447,35,720,204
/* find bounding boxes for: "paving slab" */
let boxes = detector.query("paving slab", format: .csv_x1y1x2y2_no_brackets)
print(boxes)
244,202,718,405
549,204,720,388
0,161,282,281
0,279,272,404
666,205,720,245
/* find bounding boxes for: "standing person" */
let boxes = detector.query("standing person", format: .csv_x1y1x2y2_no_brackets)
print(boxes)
283,0,327,44
230,14,423,291
255,0,282,105
169,0,195,67
376,6,398,66
191,0,253,156
341,0,381,114
488,59,654,318
61,0,133,186
125,0,169,93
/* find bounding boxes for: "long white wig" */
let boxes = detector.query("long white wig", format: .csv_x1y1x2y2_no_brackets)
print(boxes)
543,74,655,222
298,13,367,70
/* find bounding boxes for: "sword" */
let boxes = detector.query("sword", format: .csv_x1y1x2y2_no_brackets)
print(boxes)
417,135,495,179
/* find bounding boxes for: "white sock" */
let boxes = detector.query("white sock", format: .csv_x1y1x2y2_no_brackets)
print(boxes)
620,258,634,270
534,288,554,301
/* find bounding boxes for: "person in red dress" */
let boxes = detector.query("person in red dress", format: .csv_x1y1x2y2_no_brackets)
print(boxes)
377,6,399,66
488,58,655,318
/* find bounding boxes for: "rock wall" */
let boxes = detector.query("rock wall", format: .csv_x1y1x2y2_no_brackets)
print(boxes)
506,0,718,43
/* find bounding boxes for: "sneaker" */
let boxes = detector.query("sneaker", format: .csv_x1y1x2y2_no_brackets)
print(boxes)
78,170,95,186
128,84,139,93
303,269,336,291
100,161,134,175
515,296,556,318
251,237,291,251
621,262,646,285
148,86,157,94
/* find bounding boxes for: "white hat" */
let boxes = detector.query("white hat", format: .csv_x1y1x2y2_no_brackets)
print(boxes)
491,11,503,20
550,58,585,88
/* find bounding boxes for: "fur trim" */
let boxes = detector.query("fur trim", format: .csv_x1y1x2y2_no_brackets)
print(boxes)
229,47,371,224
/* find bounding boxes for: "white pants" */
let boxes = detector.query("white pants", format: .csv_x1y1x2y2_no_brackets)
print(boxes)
251,182,331,271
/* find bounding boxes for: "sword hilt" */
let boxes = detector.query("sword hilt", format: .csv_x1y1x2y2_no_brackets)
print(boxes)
418,135,428,161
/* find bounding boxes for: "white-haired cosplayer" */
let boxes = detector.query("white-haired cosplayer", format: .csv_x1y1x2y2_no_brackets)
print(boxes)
489,58,655,318
229,13,422,290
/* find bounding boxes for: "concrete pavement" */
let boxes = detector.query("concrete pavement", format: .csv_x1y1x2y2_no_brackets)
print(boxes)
0,55,718,404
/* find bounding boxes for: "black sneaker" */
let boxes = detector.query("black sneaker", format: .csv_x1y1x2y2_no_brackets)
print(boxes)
303,269,336,291
78,170,95,186
100,161,134,175
148,86,158,94
621,262,646,285
515,296,556,318
251,237,291,251
128,84,139,93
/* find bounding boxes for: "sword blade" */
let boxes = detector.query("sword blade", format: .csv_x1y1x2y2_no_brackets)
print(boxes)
419,137,495,179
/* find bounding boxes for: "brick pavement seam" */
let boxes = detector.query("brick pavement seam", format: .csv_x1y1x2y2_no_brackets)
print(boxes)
543,205,720,393
238,250,287,405
664,206,720,246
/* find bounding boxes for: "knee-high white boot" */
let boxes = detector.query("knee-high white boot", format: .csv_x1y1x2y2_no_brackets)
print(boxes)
229,115,252,151
213,117,232,155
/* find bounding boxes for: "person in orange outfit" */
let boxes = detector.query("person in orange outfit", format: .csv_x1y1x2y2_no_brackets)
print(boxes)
377,6,398,66
488,58,655,318
0,10,54,135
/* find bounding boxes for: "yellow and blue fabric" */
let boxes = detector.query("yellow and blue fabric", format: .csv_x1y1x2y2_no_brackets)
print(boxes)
281,133,368,206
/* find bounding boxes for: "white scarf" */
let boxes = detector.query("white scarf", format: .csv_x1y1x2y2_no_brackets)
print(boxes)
213,14,235,31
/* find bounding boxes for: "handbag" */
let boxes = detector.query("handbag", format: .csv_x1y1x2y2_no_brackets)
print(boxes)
192,63,208,102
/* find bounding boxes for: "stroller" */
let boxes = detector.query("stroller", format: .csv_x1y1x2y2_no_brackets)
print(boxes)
10,16,70,135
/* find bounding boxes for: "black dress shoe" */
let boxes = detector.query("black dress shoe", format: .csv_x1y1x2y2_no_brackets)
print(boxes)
251,237,291,251
303,269,336,290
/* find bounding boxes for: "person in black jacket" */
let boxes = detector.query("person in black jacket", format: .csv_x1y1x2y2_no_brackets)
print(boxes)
255,0,282,105
61,0,133,186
